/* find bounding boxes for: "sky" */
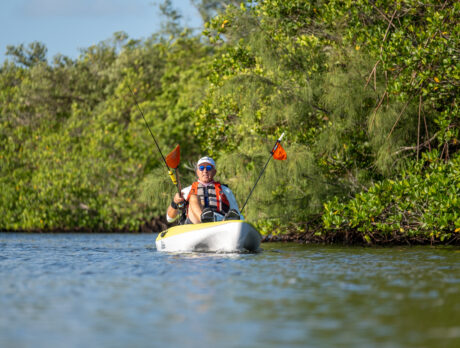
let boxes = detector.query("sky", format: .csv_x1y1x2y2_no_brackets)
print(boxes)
0,0,202,63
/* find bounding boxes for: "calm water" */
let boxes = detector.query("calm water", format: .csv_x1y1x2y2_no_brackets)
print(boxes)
0,233,459,348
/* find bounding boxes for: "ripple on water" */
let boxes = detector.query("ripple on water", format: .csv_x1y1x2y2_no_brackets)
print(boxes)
0,234,459,348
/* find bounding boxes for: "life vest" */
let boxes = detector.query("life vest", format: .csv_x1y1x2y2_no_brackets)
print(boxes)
188,181,230,214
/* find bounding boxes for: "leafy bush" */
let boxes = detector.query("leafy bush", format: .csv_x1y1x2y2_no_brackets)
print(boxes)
323,151,460,242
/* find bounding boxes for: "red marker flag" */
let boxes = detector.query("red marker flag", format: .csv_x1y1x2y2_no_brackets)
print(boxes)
272,142,287,160
271,133,287,160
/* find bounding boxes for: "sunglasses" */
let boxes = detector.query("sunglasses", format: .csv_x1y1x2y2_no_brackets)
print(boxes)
198,165,213,171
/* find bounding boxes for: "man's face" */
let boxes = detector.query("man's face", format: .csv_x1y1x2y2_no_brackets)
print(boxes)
196,162,216,183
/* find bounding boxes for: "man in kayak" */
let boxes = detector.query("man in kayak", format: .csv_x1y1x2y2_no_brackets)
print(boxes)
166,156,242,224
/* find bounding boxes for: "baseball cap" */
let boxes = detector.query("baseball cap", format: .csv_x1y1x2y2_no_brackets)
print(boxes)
197,156,216,168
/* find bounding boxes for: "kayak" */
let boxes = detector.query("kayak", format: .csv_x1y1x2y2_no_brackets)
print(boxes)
156,220,262,253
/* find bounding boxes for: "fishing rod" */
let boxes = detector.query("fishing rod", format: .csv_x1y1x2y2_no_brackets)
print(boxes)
240,133,285,214
128,86,183,198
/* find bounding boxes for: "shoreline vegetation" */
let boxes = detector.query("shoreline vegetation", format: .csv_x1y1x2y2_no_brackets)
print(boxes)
2,228,459,247
1,1,458,245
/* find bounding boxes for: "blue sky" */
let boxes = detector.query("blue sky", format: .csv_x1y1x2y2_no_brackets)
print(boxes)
0,0,202,63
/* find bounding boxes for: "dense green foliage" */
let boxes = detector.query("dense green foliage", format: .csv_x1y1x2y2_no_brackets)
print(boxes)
1,1,458,242
1,33,209,231
323,151,460,243
198,0,459,240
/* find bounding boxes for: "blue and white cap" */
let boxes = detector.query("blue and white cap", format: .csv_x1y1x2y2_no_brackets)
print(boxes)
197,156,216,169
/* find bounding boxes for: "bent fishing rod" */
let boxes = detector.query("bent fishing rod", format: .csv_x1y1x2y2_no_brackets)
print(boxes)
128,86,183,198
240,133,285,214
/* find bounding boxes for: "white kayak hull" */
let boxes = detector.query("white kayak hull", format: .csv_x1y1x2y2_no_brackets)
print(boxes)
156,221,262,253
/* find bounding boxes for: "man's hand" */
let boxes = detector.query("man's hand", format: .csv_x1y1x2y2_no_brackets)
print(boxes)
173,193,185,209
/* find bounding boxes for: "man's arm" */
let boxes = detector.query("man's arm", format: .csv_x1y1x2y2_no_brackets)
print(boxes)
187,194,202,224
166,186,192,223
166,192,183,222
